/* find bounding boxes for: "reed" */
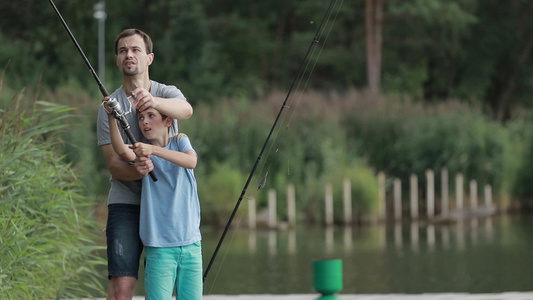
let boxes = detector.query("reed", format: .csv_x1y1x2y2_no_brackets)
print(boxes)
0,83,105,299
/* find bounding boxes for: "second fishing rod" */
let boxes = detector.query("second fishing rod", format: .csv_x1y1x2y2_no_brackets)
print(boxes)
48,0,158,182
202,0,340,283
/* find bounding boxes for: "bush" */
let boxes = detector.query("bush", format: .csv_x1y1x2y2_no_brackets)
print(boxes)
0,93,105,298
198,162,246,227
343,98,518,199
324,163,379,224
507,116,533,206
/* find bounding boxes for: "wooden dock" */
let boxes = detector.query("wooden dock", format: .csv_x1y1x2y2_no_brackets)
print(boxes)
83,292,533,299
202,293,533,299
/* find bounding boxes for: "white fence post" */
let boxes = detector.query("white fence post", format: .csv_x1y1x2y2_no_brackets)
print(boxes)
456,173,464,210
394,178,402,221
470,180,478,210
441,167,449,216
378,172,386,221
484,184,493,207
248,196,256,229
325,183,334,226
343,178,352,225
268,189,277,229
410,174,418,220
426,169,435,219
287,184,296,227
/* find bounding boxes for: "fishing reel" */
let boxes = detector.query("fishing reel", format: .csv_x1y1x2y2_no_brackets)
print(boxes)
107,98,126,118
106,97,130,130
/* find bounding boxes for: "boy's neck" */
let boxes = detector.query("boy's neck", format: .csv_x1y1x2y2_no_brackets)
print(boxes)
150,134,169,148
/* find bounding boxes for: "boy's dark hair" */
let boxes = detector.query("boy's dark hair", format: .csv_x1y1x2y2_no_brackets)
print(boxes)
114,28,153,55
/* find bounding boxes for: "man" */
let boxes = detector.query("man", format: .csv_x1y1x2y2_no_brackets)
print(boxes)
96,28,193,300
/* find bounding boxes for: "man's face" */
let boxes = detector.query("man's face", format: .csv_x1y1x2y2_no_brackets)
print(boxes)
115,34,154,77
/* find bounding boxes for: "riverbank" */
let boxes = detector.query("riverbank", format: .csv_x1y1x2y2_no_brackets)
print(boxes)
83,292,533,299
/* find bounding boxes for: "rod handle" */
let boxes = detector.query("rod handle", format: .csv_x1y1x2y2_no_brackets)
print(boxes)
120,117,158,182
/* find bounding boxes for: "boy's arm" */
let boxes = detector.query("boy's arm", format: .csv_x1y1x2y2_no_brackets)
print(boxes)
131,143,197,169
107,113,136,162
101,144,152,181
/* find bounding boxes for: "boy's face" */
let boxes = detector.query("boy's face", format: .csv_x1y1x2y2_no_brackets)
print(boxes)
115,34,154,77
137,108,171,140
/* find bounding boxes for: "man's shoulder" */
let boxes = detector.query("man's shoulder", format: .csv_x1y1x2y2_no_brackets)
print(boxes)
109,86,125,98
150,80,185,100
151,80,174,92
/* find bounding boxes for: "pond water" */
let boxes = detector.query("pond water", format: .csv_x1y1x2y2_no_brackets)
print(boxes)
96,214,533,296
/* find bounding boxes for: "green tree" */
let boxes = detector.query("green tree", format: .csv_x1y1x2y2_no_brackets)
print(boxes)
384,0,478,98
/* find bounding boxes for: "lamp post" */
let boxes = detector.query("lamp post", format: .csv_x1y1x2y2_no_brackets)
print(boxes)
93,1,106,84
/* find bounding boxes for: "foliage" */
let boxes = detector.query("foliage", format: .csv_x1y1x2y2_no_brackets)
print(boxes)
507,115,533,205
342,97,521,201
0,91,105,298
45,85,111,198
181,90,366,224
197,162,246,227
1,0,532,117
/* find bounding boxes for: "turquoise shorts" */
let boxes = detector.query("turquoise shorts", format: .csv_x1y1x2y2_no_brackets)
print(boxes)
144,241,203,300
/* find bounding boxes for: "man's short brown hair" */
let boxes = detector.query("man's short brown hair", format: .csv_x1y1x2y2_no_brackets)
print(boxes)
114,28,153,55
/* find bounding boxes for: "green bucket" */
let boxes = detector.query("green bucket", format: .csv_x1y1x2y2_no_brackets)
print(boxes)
313,259,343,296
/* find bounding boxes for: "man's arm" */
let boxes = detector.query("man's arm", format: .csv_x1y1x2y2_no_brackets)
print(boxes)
153,96,193,120
101,144,153,181
131,87,193,119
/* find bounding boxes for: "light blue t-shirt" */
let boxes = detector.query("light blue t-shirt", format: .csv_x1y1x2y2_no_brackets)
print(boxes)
140,134,202,247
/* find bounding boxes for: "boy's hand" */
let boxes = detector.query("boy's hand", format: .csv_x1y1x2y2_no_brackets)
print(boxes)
130,142,154,157
101,96,112,114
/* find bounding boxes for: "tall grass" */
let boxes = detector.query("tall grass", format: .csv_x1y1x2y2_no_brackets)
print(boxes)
0,87,105,298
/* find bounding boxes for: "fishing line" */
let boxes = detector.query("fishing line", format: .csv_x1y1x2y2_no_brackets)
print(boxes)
250,0,344,202
250,0,344,196
253,0,344,202
283,0,345,129
203,0,343,287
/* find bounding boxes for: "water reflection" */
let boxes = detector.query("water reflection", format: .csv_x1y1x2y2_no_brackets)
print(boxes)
229,218,498,258
410,222,419,252
394,222,402,248
442,226,449,249
427,224,435,250
343,226,352,251
121,215,533,296
248,230,256,254
326,227,334,254
269,230,277,255
289,229,297,254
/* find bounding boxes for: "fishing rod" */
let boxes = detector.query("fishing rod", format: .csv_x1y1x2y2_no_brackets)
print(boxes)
48,0,158,182
203,0,339,283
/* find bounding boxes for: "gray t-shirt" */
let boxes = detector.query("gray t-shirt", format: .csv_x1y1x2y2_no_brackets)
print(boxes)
96,80,186,205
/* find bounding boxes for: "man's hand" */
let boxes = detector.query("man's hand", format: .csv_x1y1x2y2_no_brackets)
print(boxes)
133,156,154,176
130,87,156,112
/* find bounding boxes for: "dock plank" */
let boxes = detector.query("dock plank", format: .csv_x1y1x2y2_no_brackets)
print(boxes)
81,292,533,300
